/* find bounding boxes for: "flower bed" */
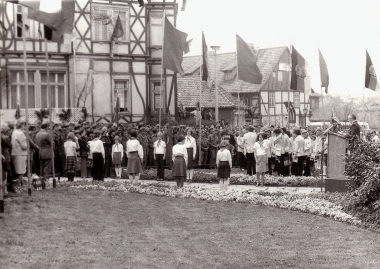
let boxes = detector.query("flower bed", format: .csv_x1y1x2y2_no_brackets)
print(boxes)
66,180,362,228
133,169,322,187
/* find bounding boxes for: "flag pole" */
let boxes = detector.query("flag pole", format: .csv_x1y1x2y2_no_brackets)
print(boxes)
321,86,325,130
288,45,291,129
44,38,56,188
159,14,166,132
235,36,241,130
22,6,32,196
199,54,202,165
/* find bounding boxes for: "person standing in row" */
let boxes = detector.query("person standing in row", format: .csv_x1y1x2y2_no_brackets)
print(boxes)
153,132,166,181
244,125,257,177
90,130,105,181
293,129,305,176
208,128,219,169
172,135,188,188
254,133,268,186
184,128,196,181
126,130,143,184
273,128,291,176
78,129,89,179
35,123,53,179
112,136,124,179
236,131,246,171
64,132,78,182
216,140,232,191
302,130,312,177
11,119,28,186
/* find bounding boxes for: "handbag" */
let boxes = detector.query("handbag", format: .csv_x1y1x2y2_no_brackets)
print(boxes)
87,159,93,168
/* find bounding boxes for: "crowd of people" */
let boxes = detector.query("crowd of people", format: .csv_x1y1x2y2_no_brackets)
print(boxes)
1,114,379,193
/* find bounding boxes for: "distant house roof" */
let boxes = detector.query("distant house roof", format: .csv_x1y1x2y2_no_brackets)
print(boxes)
177,76,246,108
182,46,287,94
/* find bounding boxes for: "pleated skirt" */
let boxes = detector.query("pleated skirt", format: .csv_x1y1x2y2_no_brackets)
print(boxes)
172,156,186,177
217,161,231,178
126,152,141,174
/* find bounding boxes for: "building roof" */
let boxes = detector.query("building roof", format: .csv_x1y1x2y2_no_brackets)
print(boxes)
177,76,246,108
310,92,322,97
182,46,288,94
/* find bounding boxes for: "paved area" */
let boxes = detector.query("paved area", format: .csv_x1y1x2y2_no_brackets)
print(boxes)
46,176,323,195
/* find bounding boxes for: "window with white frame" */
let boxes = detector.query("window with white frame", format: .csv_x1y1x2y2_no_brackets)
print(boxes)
268,92,275,107
114,79,131,112
277,71,283,81
10,71,36,109
91,3,130,42
294,92,300,108
150,11,164,46
8,70,67,109
40,72,67,108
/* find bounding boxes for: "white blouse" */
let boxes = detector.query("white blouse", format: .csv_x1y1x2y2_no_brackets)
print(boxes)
64,141,78,157
172,144,188,165
127,139,143,159
183,136,196,157
89,138,105,159
112,143,124,159
154,140,166,155
216,149,232,168
253,141,268,156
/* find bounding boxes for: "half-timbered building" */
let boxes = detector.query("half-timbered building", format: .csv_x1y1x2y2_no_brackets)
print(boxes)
1,0,181,124
182,46,320,127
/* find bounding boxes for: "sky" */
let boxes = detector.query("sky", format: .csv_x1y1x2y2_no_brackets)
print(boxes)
176,0,380,99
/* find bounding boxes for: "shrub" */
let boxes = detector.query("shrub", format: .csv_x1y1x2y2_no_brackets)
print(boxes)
343,137,380,224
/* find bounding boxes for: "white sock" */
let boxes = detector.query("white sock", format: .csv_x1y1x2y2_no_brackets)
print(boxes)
134,174,140,184
224,179,229,190
189,169,194,179
219,180,224,190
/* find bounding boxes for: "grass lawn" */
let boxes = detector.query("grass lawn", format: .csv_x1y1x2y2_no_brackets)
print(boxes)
1,187,379,269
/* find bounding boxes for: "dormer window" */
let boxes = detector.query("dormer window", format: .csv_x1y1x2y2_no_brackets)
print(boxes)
223,67,237,81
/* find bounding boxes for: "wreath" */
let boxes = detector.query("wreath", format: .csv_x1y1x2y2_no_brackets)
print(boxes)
35,108,49,123
58,108,72,122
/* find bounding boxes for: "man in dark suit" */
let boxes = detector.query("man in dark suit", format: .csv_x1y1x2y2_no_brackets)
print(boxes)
348,114,361,138
35,123,53,178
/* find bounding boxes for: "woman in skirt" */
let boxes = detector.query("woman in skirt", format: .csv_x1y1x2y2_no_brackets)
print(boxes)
216,140,232,191
253,133,268,186
126,130,143,184
112,136,124,179
183,128,196,181
172,135,188,187
64,132,79,182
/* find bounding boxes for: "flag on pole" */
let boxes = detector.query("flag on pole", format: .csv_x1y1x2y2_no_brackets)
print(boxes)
202,32,212,88
112,15,124,39
236,35,262,84
290,46,309,92
365,50,379,92
318,49,329,93
15,103,21,119
162,17,188,76
7,0,75,43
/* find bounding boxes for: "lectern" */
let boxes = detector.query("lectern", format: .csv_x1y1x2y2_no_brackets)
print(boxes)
325,132,350,192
